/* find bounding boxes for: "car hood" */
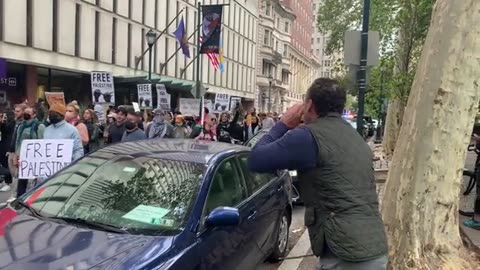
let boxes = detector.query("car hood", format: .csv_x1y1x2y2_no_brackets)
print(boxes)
0,207,175,270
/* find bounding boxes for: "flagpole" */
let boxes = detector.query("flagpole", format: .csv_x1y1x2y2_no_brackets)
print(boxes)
161,26,201,75
135,8,185,70
195,1,202,99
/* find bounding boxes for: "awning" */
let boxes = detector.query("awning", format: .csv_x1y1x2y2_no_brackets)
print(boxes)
115,74,200,97
263,59,276,66
282,68,292,74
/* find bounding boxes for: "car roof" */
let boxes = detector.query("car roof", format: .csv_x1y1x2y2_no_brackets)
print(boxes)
92,139,250,164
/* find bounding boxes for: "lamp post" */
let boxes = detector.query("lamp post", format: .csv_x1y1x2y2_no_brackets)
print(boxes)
146,29,157,81
268,74,273,113
375,66,385,142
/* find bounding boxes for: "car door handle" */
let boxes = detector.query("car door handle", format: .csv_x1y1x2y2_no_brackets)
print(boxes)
247,210,257,220
269,186,284,196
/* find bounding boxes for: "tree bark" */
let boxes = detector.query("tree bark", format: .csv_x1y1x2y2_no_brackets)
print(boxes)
381,0,480,269
383,98,404,156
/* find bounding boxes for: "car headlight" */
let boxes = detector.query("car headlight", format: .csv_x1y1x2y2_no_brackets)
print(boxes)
289,171,297,177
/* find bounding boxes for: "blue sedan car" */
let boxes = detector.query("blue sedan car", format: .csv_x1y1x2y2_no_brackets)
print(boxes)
0,139,292,270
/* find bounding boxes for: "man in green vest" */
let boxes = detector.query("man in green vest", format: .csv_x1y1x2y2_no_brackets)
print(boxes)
248,78,388,269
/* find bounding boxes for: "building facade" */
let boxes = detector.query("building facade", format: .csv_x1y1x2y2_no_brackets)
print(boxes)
0,0,257,110
280,0,320,109
311,0,342,79
255,0,295,113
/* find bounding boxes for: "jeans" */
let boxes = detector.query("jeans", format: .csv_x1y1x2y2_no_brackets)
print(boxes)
319,248,388,270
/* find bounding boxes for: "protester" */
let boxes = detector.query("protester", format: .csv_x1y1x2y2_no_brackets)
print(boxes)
82,109,100,153
165,111,174,125
190,108,210,139
14,107,45,197
107,106,128,143
173,115,189,139
103,112,116,145
44,103,84,161
0,110,15,192
259,112,275,129
243,115,260,141
248,78,388,269
217,108,240,143
121,111,146,142
66,101,89,147
146,109,174,139
195,119,217,141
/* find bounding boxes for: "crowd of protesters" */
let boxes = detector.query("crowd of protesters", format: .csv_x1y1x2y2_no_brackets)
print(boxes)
0,98,281,202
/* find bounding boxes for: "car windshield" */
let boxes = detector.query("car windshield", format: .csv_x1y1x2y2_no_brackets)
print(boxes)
17,154,204,236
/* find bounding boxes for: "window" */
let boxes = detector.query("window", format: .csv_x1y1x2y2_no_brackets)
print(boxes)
277,18,280,28
262,60,273,76
276,40,279,51
204,159,248,214
282,69,289,84
285,22,289,33
283,44,288,57
324,60,331,67
317,38,320,43
238,156,275,195
264,30,271,45
265,1,271,16
316,49,320,54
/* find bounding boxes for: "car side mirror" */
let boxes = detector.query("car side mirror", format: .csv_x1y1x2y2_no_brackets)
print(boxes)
206,207,240,227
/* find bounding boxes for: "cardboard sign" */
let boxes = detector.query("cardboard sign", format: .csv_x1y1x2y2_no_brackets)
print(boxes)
91,71,115,104
179,98,213,116
19,139,74,179
214,93,229,112
156,84,171,111
137,84,153,109
229,97,241,111
45,92,66,107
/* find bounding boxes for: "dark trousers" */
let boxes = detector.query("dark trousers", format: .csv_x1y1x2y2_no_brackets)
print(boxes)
17,179,28,198
0,165,11,184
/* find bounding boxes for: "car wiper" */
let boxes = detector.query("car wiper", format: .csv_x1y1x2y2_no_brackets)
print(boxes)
47,217,131,234
16,200,43,218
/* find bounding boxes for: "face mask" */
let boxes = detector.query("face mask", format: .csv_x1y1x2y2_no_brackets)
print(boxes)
125,121,137,130
23,114,32,121
175,122,183,127
49,113,63,124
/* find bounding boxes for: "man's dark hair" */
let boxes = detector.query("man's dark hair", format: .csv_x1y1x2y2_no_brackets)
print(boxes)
306,78,346,117
116,106,128,116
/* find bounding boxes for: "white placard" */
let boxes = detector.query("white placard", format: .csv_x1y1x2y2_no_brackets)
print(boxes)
156,84,171,111
19,139,74,179
230,97,242,111
179,98,213,116
214,93,230,112
132,102,140,112
91,71,115,104
137,84,153,109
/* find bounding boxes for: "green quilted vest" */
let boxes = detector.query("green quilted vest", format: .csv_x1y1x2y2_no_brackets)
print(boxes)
298,114,388,262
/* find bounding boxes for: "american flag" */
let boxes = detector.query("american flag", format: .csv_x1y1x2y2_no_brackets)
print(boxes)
199,36,220,71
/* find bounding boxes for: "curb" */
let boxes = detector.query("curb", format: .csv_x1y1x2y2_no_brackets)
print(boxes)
278,229,313,270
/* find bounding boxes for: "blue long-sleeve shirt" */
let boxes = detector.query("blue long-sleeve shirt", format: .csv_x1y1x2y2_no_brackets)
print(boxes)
44,120,84,161
248,122,319,173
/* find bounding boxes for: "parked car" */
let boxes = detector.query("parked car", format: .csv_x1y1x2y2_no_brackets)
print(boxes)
244,128,302,204
0,140,292,270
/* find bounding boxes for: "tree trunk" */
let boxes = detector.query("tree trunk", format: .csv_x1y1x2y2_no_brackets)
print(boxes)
383,98,404,156
381,0,480,269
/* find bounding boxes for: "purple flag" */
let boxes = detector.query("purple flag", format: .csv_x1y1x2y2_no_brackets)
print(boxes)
174,17,190,58
0,58,6,79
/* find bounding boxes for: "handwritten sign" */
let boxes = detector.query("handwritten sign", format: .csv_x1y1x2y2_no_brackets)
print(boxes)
45,92,66,107
137,84,152,109
19,139,74,179
91,71,115,104
156,84,171,111
122,205,170,225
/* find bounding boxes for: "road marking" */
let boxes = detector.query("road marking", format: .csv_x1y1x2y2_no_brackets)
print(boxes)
278,229,313,270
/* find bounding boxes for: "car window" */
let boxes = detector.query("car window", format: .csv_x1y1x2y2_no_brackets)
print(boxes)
238,155,275,195
204,158,248,214
18,155,204,236
245,130,269,148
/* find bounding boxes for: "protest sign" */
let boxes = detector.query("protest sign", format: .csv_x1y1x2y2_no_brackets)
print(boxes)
45,92,66,107
91,71,115,104
156,84,171,111
179,98,213,116
137,84,153,109
229,96,242,111
213,93,229,112
132,102,141,112
19,139,74,179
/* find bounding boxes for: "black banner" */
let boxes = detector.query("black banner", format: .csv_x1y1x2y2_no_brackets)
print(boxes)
200,5,223,54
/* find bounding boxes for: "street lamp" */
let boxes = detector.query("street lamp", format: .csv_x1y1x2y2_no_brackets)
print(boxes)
268,74,273,113
375,66,386,142
146,29,158,81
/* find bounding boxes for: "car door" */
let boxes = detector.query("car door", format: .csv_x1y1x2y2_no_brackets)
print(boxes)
237,154,284,257
196,157,262,270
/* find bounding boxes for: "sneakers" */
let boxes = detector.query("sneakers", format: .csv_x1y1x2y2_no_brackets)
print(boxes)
0,184,11,192
464,219,480,230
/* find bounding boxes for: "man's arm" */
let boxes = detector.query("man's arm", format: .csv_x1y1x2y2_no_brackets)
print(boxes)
71,130,84,160
248,122,318,173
